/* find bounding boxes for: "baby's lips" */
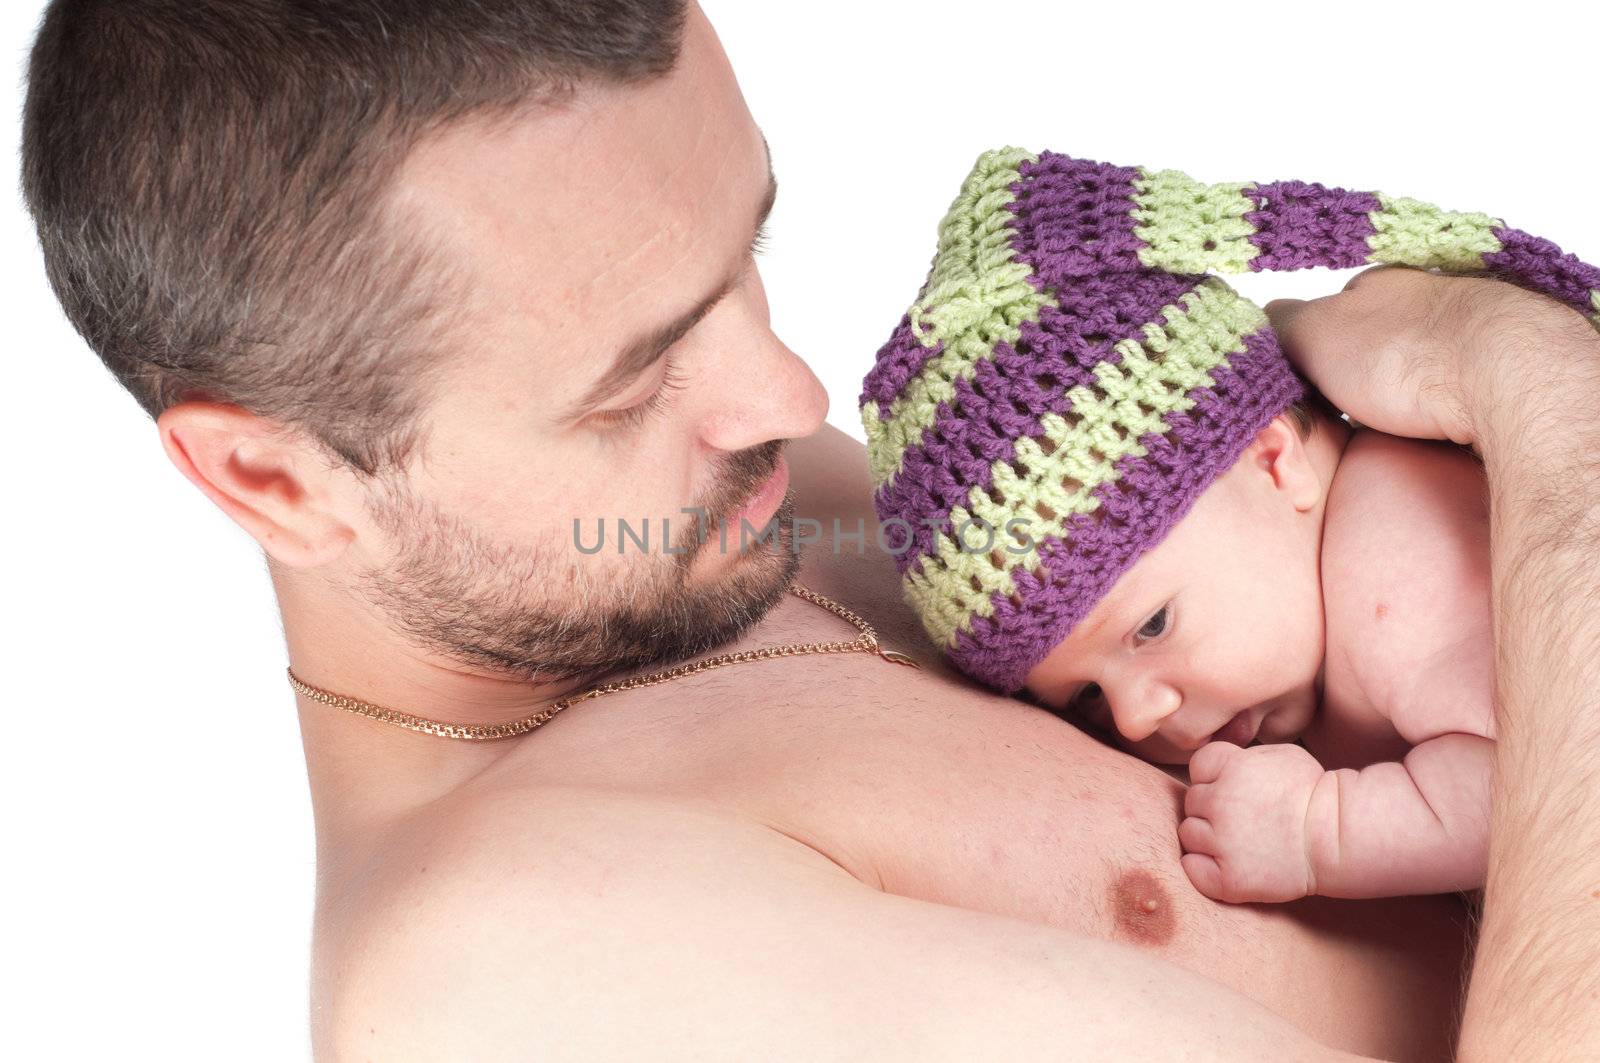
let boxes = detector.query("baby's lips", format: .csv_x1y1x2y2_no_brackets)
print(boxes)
1209,710,1258,748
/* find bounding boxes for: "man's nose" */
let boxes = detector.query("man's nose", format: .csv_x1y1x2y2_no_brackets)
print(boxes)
1105,676,1181,743
698,331,829,453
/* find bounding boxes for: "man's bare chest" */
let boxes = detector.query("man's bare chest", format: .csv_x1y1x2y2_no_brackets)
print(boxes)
753,667,1192,939
623,655,1461,1054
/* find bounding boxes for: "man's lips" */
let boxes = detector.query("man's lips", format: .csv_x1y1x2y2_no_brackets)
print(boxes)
726,453,789,532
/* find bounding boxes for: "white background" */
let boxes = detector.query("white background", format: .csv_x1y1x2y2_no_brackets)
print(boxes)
5,2,1595,1059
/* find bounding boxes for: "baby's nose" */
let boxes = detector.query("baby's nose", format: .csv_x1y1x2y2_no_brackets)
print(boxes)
1109,681,1181,743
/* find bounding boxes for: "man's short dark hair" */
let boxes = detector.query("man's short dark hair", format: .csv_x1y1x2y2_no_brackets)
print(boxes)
22,0,688,473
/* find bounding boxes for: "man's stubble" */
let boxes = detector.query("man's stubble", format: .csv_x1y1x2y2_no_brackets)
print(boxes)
355,439,799,684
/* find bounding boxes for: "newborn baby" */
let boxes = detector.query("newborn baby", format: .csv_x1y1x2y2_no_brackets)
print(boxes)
860,148,1600,903
1028,399,1497,902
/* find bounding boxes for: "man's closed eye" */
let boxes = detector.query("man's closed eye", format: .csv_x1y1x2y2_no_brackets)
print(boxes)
588,350,689,433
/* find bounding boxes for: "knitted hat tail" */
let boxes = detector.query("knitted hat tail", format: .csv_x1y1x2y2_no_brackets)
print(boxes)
1105,166,1600,326
860,151,1600,692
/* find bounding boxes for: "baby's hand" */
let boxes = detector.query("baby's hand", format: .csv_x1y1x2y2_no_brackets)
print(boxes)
1179,742,1325,904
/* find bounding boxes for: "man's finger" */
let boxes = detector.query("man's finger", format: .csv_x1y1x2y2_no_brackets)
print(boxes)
1264,292,1350,384
1342,263,1414,292
1263,298,1305,336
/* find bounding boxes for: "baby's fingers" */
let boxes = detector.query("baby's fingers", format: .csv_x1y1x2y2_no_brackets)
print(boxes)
1188,741,1242,785
1178,815,1217,856
1183,780,1215,820
1180,852,1226,900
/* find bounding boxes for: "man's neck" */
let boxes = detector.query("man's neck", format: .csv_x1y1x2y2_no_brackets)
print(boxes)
274,564,591,841
276,562,829,842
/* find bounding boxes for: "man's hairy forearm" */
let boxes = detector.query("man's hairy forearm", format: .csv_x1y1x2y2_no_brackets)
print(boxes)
1459,317,1600,1060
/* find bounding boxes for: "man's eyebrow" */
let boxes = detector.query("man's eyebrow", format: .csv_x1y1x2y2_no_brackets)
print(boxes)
560,149,779,425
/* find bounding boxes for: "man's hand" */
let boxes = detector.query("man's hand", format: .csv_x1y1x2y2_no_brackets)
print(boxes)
1179,742,1325,904
1264,266,1596,450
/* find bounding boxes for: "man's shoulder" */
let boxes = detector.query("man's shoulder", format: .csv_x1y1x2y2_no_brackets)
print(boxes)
316,783,846,1058
326,783,795,950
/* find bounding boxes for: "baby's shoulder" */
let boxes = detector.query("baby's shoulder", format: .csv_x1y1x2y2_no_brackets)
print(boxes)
1330,428,1484,507
1320,429,1494,738
1323,429,1488,565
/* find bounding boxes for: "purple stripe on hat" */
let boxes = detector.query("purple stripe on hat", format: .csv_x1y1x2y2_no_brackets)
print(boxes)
945,324,1306,691
1481,226,1600,317
873,270,1202,570
1243,181,1382,272
860,314,944,409
1009,153,1147,288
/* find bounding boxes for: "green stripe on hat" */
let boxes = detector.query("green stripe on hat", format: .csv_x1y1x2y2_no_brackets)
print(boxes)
1132,168,1260,275
863,147,1054,487
1365,193,1503,269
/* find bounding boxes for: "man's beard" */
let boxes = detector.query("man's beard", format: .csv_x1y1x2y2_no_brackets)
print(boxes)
355,441,800,684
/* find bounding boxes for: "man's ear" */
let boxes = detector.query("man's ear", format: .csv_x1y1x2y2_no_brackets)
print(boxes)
1245,415,1323,513
157,402,357,567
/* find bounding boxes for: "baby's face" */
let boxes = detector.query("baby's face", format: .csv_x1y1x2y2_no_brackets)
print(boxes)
1024,415,1333,765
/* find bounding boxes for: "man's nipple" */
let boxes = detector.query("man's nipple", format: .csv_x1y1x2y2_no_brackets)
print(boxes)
1109,868,1176,948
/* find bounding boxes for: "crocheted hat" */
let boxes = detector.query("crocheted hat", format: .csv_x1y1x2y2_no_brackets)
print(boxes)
860,149,1600,692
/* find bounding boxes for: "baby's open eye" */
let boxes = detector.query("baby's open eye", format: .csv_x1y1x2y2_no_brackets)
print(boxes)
1136,606,1169,642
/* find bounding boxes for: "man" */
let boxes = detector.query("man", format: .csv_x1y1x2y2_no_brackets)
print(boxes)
22,2,1599,1058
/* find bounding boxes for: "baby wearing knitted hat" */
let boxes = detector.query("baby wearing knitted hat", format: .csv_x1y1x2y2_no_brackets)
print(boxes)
860,149,1600,904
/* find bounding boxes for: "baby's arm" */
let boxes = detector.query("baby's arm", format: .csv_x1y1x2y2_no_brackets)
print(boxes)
1305,734,1492,896
1179,734,1491,903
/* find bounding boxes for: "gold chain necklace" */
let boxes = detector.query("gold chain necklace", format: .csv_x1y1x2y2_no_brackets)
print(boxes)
287,583,920,741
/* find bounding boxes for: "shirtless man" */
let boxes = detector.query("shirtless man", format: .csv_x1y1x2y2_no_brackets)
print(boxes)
22,3,1600,1059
